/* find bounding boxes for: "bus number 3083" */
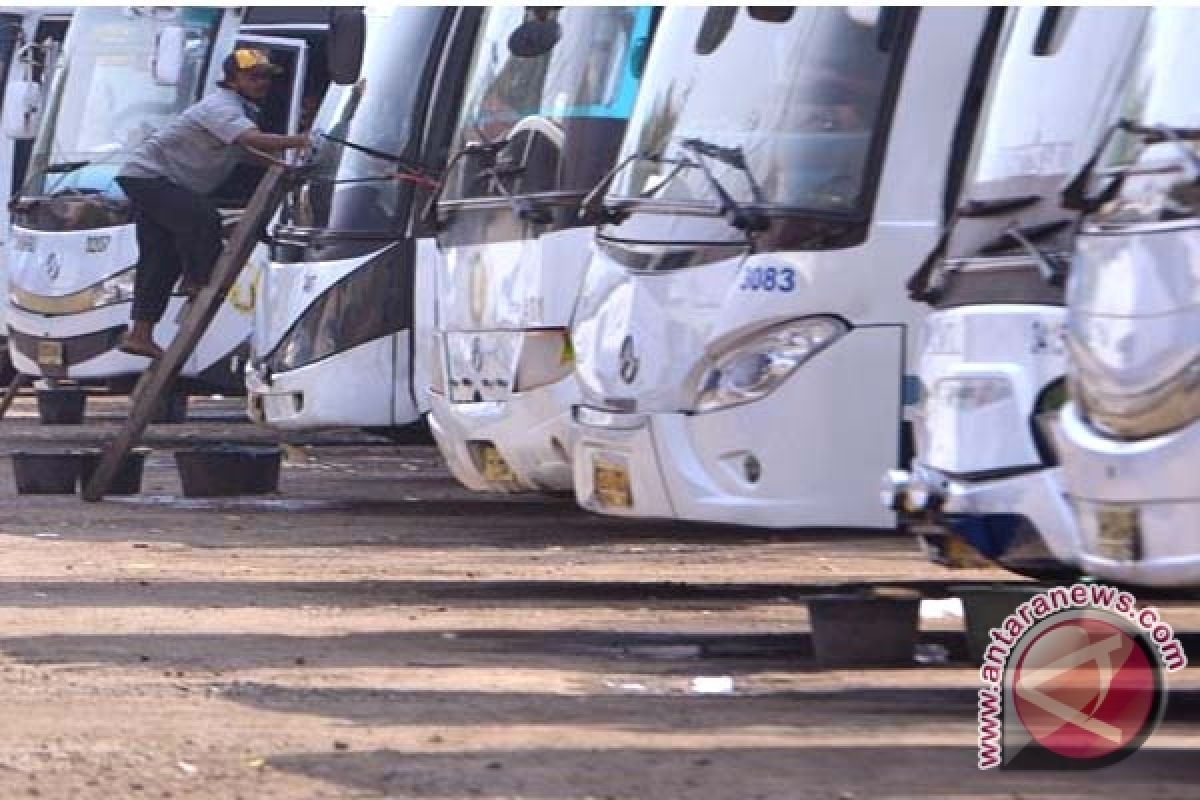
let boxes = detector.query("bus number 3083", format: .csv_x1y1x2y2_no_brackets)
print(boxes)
738,266,796,292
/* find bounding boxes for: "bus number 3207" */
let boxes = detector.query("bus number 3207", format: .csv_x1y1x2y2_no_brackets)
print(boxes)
738,266,796,292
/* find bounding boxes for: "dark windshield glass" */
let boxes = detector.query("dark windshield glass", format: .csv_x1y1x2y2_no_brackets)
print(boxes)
286,7,446,234
610,7,896,214
27,7,221,198
441,6,655,203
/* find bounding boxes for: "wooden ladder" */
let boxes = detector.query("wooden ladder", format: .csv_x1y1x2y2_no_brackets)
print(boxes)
82,166,287,502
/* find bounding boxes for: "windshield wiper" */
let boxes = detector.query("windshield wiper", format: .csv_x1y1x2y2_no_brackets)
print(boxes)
314,133,441,185
979,219,1072,286
958,194,1041,218
678,138,769,234
578,152,663,223
420,138,510,228
578,145,769,235
477,156,552,225
44,160,91,175
9,160,93,208
1062,118,1200,213
680,138,767,205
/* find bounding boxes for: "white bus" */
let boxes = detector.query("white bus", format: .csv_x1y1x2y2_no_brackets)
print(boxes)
5,7,329,418
428,6,658,491
884,7,1144,578
0,7,70,382
247,5,480,434
569,7,993,528
1057,8,1200,587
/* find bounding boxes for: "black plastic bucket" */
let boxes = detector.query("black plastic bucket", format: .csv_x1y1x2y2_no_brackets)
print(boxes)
175,445,282,497
808,589,922,667
78,448,150,496
12,450,82,494
151,391,188,424
35,388,86,425
954,584,1044,665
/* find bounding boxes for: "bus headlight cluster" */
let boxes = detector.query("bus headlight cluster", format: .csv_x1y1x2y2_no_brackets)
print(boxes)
12,233,35,253
1072,356,1200,440
9,267,137,314
694,316,847,413
94,267,136,306
1068,309,1200,439
266,247,409,375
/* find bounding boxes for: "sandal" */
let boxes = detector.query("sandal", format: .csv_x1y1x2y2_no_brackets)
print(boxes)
117,333,164,360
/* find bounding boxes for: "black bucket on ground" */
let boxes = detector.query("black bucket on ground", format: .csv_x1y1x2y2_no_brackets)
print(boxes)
12,450,82,494
78,448,150,496
954,584,1044,665
807,589,922,667
150,390,188,424
175,445,282,497
35,387,86,425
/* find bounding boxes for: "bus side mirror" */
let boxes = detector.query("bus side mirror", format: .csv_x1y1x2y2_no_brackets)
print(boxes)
153,25,186,85
2,80,43,140
328,8,366,85
508,18,561,58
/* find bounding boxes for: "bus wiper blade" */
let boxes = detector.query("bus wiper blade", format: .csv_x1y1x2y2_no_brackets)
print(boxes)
1062,118,1200,213
980,220,1072,286
1061,120,1122,213
678,139,768,234
316,132,439,180
420,138,510,228
44,160,90,174
579,152,645,223
679,138,768,205
958,194,1041,218
477,159,551,225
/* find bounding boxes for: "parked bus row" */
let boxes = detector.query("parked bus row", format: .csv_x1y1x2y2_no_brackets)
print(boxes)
1,6,1196,591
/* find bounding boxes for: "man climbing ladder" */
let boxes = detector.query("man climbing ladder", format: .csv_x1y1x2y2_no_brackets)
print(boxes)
115,47,310,359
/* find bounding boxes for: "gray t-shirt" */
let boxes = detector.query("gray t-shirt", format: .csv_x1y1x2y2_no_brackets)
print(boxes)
119,87,259,195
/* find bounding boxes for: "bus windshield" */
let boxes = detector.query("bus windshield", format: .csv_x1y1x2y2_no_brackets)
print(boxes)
1090,8,1200,223
441,6,654,204
286,6,446,235
26,6,221,197
608,7,899,215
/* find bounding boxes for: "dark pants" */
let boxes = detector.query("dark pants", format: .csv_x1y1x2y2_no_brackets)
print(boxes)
115,175,222,324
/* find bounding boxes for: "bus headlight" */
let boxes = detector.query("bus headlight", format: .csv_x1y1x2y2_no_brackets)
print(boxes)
694,316,847,412
12,232,35,252
1068,307,1200,439
265,247,409,374
93,267,136,306
9,267,137,314
514,329,574,392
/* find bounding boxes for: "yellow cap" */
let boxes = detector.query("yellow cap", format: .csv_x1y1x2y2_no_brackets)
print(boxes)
227,48,282,75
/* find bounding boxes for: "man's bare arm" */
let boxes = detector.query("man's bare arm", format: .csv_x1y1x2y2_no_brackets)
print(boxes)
235,129,309,153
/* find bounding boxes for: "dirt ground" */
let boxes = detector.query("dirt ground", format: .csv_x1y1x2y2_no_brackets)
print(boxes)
0,394,1195,799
